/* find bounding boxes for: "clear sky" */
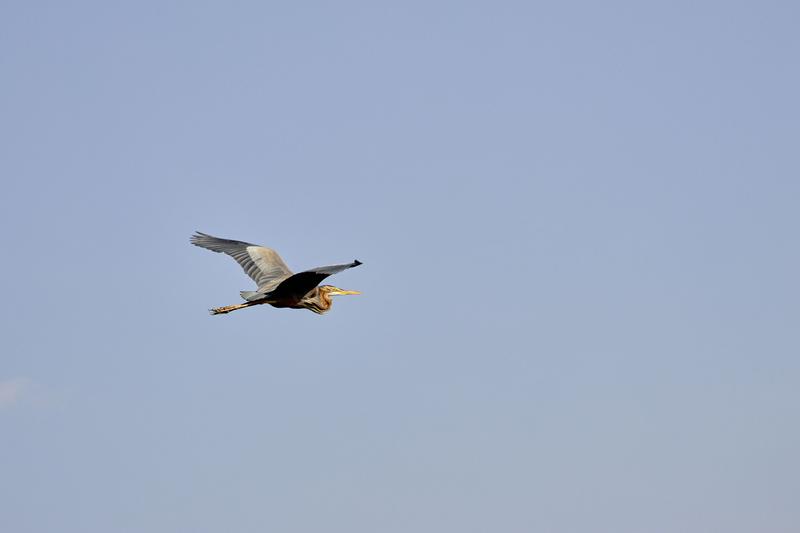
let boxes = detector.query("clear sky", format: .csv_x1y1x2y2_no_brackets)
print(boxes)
2,2,799,532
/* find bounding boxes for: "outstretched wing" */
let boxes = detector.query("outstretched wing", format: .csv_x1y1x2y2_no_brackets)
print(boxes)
190,231,294,290
268,260,363,299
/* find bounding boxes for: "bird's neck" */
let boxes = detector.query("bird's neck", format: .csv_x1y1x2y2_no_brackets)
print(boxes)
304,288,333,314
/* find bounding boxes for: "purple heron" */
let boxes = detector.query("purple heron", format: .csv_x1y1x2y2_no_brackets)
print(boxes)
191,232,362,315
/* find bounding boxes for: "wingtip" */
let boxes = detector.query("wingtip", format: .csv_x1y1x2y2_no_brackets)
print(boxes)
191,231,212,246
354,259,363,266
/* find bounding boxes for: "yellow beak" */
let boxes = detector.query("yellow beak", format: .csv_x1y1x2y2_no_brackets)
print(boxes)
329,289,361,296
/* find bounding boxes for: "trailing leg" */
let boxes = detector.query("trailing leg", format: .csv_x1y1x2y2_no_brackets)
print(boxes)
209,301,260,315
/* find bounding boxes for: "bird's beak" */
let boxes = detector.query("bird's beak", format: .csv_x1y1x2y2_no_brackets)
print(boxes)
330,289,361,296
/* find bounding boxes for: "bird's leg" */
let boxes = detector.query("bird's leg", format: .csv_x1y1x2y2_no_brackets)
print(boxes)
209,301,260,315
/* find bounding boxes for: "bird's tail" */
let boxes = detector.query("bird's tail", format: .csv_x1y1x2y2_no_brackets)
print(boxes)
240,290,268,302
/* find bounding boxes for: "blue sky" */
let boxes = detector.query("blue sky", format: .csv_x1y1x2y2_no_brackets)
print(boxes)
2,2,799,532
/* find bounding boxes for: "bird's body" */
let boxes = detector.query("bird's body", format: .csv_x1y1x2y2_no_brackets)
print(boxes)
191,232,362,315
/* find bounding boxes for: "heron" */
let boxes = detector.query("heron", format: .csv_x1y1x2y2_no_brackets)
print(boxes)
191,232,362,315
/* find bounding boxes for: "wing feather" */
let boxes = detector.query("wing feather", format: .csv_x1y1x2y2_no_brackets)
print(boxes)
190,232,293,290
268,260,363,299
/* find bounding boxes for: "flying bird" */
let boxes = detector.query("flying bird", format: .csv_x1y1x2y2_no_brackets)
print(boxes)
191,232,362,315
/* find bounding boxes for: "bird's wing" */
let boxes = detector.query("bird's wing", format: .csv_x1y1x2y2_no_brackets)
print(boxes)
191,232,294,290
268,260,363,298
